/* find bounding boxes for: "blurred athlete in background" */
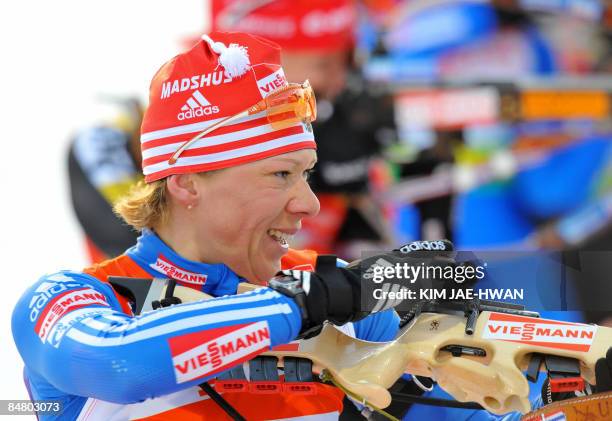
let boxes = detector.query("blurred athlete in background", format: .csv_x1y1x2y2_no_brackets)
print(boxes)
67,98,144,262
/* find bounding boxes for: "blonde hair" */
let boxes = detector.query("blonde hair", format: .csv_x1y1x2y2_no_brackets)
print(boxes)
114,179,169,230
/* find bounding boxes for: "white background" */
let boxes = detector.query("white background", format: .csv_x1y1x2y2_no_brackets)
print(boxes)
0,1,205,418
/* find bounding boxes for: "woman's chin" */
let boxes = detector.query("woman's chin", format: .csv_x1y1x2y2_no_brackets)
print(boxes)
251,259,281,285
246,236,288,284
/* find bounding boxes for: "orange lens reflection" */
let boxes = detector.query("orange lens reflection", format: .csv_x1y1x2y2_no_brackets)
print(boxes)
265,82,316,129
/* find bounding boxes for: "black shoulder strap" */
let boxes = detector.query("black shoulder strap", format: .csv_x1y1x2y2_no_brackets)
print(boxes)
108,276,171,315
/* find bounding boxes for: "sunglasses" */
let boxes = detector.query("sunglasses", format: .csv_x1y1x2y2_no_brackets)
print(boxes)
168,80,317,165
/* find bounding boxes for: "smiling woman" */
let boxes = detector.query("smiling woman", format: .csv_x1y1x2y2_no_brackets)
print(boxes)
11,31,406,421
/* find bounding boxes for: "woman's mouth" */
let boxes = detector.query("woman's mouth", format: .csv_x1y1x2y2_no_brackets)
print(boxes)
267,229,293,248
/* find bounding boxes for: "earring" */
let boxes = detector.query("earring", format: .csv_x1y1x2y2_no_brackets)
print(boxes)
187,204,193,210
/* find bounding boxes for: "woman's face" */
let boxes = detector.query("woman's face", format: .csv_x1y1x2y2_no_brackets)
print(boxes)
190,149,319,284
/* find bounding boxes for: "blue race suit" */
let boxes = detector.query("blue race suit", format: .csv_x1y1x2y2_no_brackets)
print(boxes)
12,229,399,420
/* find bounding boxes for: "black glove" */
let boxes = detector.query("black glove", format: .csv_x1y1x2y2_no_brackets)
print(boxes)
347,239,458,280
595,347,612,393
269,240,475,338
268,255,365,339
347,240,481,312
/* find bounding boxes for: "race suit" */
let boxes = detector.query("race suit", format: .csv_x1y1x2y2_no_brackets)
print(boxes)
12,229,399,420
13,230,542,420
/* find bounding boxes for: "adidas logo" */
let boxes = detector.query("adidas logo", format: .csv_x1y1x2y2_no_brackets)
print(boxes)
398,240,447,254
177,91,220,120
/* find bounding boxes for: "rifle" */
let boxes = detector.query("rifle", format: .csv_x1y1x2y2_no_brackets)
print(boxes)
109,277,612,417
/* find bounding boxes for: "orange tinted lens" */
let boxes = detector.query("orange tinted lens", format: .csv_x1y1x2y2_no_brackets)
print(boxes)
305,85,316,122
265,84,316,129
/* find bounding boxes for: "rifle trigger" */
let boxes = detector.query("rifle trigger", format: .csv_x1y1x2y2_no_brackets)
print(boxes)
527,353,543,383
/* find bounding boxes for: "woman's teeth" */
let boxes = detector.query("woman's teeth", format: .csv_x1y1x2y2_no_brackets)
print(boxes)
268,229,292,248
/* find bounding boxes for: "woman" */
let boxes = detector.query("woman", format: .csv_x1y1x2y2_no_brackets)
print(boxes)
11,32,416,421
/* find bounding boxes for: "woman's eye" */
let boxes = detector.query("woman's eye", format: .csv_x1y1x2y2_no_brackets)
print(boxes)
304,168,315,181
273,168,315,181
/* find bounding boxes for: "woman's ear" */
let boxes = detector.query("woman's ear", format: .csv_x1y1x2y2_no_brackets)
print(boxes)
166,173,199,207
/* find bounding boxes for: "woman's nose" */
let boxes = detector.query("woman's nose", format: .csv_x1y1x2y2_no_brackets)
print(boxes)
287,181,320,217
